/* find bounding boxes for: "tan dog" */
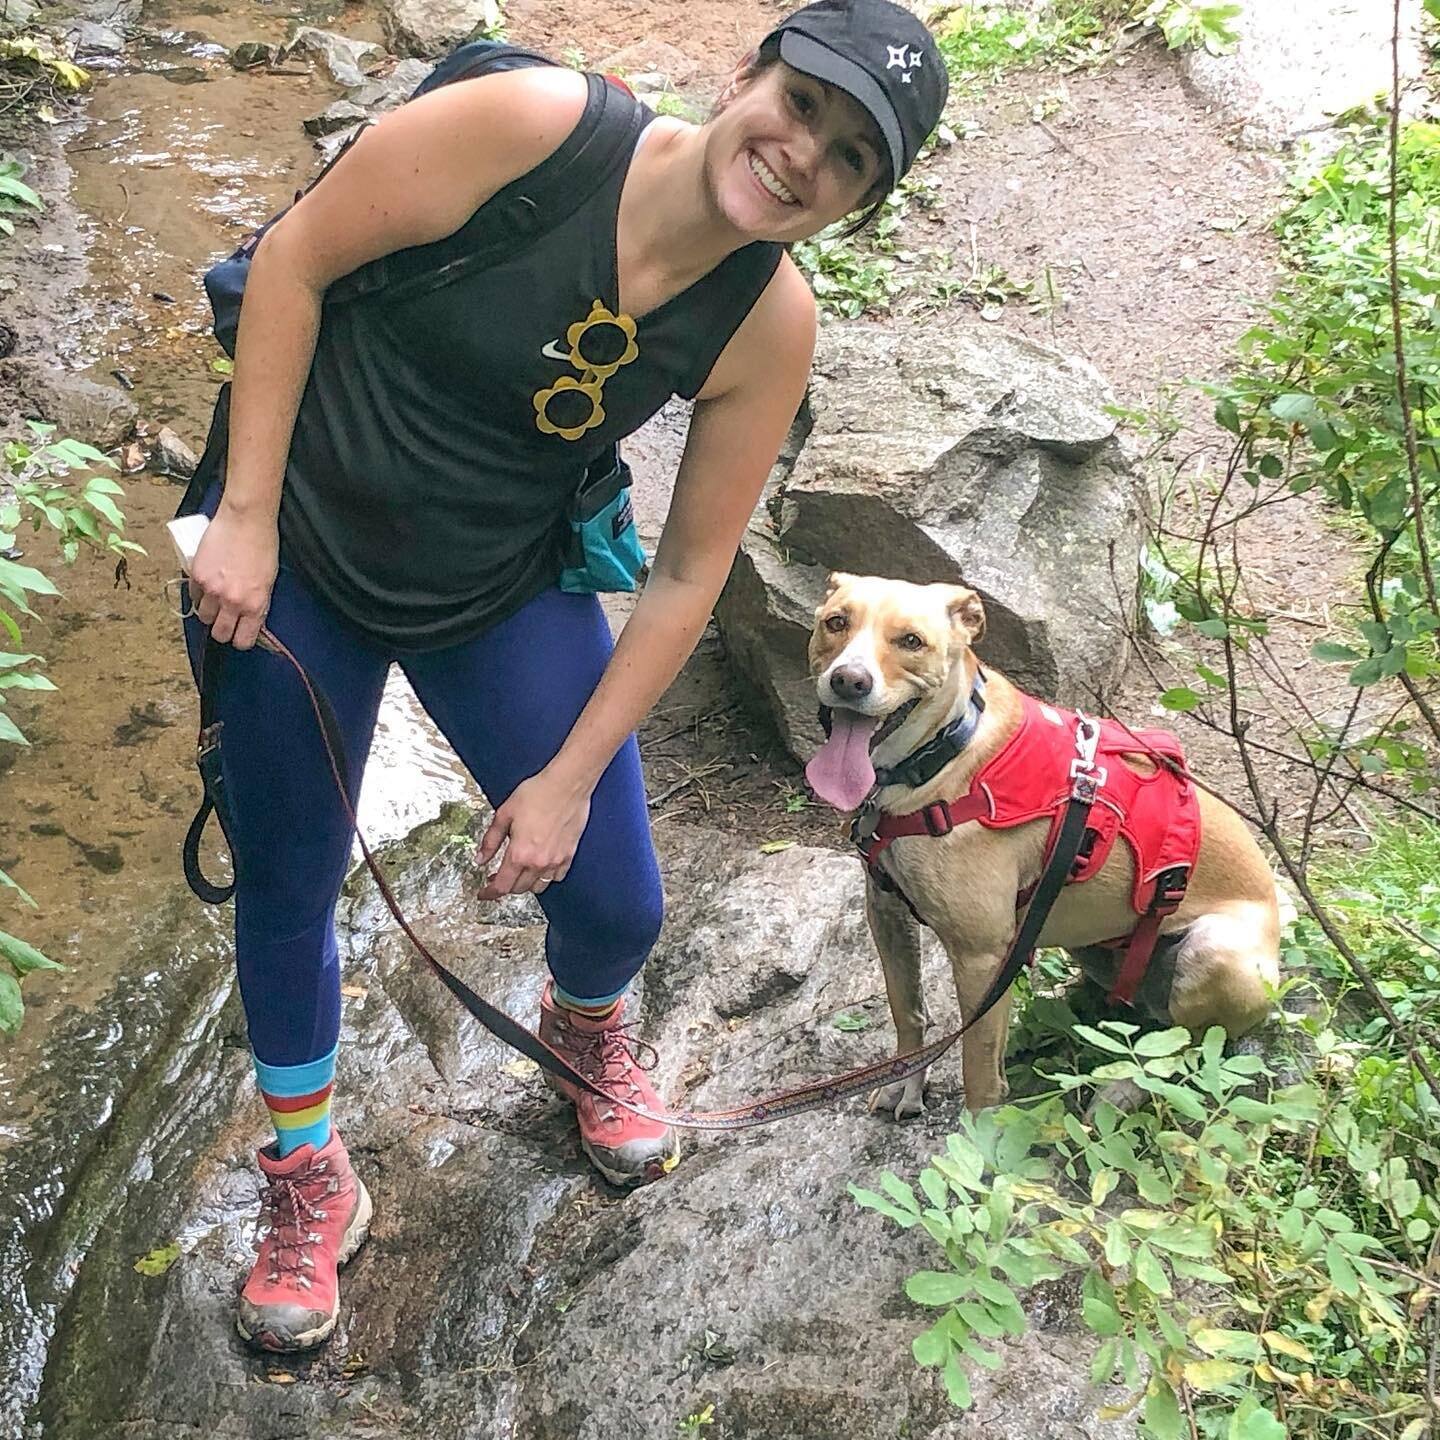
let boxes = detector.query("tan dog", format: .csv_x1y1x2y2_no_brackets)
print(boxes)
805,573,1280,1116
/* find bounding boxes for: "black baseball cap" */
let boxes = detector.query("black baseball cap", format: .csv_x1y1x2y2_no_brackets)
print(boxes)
763,0,948,182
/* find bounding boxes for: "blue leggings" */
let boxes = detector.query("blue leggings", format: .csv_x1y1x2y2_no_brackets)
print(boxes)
182,562,663,1069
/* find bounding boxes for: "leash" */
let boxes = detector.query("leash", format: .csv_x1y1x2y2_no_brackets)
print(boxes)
185,630,1097,1130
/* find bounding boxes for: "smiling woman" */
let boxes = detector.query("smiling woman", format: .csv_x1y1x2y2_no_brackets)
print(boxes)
174,0,946,1356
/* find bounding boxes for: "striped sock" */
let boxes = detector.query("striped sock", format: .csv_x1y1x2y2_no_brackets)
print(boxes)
551,982,626,1020
253,1045,336,1157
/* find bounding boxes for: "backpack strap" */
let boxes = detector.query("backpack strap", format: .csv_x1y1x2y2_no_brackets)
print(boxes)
327,71,646,309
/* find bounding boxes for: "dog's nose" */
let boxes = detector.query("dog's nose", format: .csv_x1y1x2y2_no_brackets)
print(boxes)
828,663,873,702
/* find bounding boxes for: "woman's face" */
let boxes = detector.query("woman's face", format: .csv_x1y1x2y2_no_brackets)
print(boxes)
704,60,889,243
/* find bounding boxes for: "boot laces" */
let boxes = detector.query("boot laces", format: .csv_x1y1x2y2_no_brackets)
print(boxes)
259,1161,333,1287
566,1021,658,1114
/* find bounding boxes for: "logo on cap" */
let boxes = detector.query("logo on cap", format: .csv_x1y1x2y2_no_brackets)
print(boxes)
885,43,924,82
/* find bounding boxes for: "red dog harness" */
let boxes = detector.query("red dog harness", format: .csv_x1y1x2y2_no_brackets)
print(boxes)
859,696,1202,1006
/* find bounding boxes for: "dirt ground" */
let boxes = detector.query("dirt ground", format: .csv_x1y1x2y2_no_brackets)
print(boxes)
0,1,1351,1052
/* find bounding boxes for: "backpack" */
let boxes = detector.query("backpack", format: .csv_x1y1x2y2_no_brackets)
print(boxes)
186,41,648,595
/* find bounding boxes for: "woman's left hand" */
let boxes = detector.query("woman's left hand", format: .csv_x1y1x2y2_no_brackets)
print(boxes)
477,768,593,899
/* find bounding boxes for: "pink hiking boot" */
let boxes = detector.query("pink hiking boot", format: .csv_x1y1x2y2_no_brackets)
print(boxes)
236,1129,373,1353
538,983,680,1187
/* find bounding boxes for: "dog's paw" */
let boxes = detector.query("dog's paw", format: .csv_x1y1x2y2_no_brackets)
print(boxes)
868,1076,926,1121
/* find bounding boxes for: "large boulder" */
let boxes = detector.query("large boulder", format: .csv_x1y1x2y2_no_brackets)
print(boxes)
9,809,1134,1440
1180,0,1425,149
379,0,503,59
715,322,1141,763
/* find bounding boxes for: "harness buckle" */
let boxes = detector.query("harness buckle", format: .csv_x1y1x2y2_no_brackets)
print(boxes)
1151,864,1190,912
922,802,954,838
850,802,881,849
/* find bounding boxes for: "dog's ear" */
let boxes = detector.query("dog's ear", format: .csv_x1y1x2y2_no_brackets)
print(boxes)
823,571,856,599
945,587,986,645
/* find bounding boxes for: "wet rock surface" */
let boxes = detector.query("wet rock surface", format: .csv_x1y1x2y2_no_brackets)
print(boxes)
715,322,1142,762
0,359,137,450
7,809,1131,1440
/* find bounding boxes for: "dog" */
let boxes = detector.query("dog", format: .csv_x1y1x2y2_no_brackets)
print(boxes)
805,573,1280,1117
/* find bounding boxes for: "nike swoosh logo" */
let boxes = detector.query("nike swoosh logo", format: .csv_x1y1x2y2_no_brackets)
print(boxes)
541,339,570,362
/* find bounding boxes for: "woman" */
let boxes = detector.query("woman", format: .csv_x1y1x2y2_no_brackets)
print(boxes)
186,0,946,1353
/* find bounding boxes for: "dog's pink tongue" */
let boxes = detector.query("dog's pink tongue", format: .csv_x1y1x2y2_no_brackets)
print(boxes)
806,711,880,811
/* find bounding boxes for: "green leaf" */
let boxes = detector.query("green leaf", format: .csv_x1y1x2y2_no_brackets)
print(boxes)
1133,1243,1171,1296
918,1168,948,1210
0,970,22,1032
1192,617,1229,638
1270,392,1316,424
849,1185,920,1229
1134,1027,1189,1058
1143,1380,1185,1440
133,1242,182,1277
1311,641,1361,663
941,1352,972,1409
1090,1337,1118,1385
1325,1239,1359,1297
880,1172,921,1214
1082,1296,1122,1336
211,356,234,375
1159,687,1200,712
0,710,29,745
831,1009,869,1030
0,865,37,907
912,1320,951,1368
1348,655,1384,687
1072,1024,1131,1056
906,1271,971,1306
1214,397,1241,434
1193,1327,1262,1360
1228,1403,1287,1440
1133,1076,1209,1121
0,930,63,975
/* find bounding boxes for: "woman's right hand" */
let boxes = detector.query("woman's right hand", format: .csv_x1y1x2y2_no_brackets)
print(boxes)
189,503,280,650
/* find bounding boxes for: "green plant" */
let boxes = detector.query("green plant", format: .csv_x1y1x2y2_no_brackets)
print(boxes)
0,153,41,236
855,1017,1436,1438
1,422,139,1031
678,1403,715,1436
1138,0,1242,54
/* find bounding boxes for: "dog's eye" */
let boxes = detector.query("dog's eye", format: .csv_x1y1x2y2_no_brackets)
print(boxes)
896,632,925,651
824,614,848,634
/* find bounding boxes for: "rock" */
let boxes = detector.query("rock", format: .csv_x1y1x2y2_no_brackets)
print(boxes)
146,425,198,480
1180,0,1426,149
303,98,370,137
0,359,136,449
380,0,503,59
0,0,40,26
229,40,279,70
68,20,125,55
714,321,1142,763
7,810,1136,1439
285,25,382,89
347,58,432,113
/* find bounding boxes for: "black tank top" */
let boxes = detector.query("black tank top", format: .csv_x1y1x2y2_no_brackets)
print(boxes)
278,80,783,651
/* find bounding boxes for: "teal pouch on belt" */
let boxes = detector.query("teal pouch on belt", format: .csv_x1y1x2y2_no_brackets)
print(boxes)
559,447,647,594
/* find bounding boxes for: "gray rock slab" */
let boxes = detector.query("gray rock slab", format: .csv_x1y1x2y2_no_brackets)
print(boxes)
0,358,137,449
1181,0,1426,148
304,98,370,138
347,57,432,113
12,809,1134,1440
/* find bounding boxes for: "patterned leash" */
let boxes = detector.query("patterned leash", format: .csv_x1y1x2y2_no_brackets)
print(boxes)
193,628,1088,1131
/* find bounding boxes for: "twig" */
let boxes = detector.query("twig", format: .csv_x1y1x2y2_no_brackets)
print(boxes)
1389,0,1439,623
